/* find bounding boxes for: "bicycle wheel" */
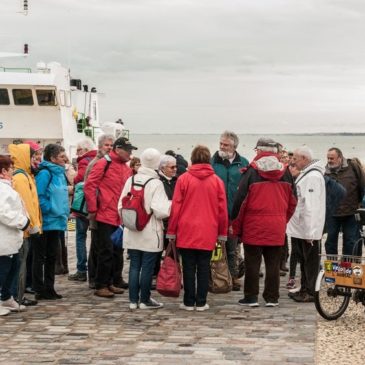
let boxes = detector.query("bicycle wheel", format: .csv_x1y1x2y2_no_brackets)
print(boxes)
314,270,351,320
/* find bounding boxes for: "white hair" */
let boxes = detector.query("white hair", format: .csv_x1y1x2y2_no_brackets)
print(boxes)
220,130,239,149
159,155,176,170
257,146,278,153
77,137,95,151
294,145,313,161
97,134,115,148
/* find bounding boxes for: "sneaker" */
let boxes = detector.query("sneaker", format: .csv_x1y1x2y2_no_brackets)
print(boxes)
68,271,87,282
139,298,163,309
129,302,138,310
265,302,279,307
0,307,10,316
196,304,210,312
179,303,195,311
1,297,26,312
238,297,259,307
286,278,296,289
17,297,38,306
293,293,314,303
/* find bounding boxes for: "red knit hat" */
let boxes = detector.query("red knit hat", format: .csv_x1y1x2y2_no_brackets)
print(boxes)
24,140,42,152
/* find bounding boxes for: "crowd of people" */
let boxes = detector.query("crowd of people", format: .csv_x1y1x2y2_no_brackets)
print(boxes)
0,131,364,316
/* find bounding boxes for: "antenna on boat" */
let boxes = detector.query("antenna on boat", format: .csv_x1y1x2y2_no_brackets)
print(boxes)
17,0,29,15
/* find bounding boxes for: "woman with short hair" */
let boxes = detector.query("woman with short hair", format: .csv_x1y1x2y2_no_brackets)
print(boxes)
167,145,228,311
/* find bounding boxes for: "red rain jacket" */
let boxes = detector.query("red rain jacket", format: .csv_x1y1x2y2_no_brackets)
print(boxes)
167,163,228,251
74,150,97,185
84,150,132,226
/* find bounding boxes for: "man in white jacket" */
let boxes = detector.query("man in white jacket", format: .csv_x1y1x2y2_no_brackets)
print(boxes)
287,146,326,303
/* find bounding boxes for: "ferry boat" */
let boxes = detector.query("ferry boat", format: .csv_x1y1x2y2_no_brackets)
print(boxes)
0,60,128,157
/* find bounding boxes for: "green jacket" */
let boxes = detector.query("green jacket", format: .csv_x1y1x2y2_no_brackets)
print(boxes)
211,151,249,218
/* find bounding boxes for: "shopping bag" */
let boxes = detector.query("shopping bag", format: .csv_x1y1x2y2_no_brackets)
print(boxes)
209,241,233,294
110,226,123,248
156,241,182,297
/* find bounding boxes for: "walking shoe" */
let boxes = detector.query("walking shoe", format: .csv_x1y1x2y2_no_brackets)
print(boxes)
0,307,10,316
265,302,279,307
47,289,63,299
139,298,163,309
238,297,259,307
196,304,210,312
129,302,138,310
1,297,26,312
94,288,114,298
35,291,56,300
68,271,87,282
293,293,314,303
109,285,124,294
286,278,296,289
280,270,287,276
288,290,305,300
17,298,38,306
179,303,195,311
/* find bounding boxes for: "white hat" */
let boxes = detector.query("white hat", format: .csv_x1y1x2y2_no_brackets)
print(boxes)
140,148,161,170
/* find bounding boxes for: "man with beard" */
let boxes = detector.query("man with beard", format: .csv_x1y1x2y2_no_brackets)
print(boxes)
211,131,249,290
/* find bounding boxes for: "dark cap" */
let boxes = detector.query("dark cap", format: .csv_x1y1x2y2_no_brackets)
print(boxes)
113,137,137,151
255,137,277,149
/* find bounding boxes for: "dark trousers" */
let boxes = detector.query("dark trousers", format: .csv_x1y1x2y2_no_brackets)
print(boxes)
11,239,29,299
226,236,239,278
325,215,360,256
289,237,299,278
293,237,320,296
179,248,211,307
32,231,60,293
244,244,282,302
95,222,122,289
0,254,19,301
88,229,98,283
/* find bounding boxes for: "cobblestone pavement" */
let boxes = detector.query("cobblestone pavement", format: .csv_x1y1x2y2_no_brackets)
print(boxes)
0,232,316,365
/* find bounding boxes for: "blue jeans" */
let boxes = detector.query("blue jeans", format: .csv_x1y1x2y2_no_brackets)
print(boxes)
0,254,19,301
325,215,360,256
76,217,89,273
128,249,159,304
179,248,211,307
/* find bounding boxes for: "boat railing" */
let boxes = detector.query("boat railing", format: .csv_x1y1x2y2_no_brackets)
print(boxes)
0,67,32,73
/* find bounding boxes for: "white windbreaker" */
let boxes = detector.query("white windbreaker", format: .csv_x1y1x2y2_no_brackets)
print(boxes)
0,179,30,256
286,160,326,240
118,167,171,253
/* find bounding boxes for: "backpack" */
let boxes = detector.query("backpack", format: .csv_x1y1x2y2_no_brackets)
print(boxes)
71,155,111,216
120,176,155,231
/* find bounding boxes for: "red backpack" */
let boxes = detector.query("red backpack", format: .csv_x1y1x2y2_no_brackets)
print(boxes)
121,176,155,231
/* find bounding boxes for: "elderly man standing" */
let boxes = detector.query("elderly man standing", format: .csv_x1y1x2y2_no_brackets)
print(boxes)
231,138,297,307
287,146,326,303
325,148,365,256
84,137,136,298
211,131,249,290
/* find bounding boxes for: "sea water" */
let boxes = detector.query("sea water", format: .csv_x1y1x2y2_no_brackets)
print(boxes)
131,134,365,162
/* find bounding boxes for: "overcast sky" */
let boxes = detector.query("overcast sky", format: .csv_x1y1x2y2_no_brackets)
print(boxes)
1,0,365,133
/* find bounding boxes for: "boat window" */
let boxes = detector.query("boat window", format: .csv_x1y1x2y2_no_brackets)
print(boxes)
12,89,34,105
0,89,10,105
36,89,57,106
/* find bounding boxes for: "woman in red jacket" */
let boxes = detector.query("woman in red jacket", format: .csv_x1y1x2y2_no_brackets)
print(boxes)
167,145,228,311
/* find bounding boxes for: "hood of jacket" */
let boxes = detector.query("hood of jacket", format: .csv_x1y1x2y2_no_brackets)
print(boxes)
38,160,65,175
188,163,215,179
135,166,159,179
8,144,32,174
250,152,286,181
76,149,97,163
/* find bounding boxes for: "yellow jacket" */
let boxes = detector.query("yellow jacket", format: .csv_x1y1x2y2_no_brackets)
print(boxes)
8,144,42,237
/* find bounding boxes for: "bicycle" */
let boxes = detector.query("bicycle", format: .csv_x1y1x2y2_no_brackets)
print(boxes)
314,208,365,320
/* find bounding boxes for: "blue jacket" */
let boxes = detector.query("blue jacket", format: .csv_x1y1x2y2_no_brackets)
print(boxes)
36,160,69,231
211,151,249,218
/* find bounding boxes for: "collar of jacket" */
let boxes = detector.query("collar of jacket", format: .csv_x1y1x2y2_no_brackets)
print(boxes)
212,151,241,165
137,166,159,178
0,179,12,186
